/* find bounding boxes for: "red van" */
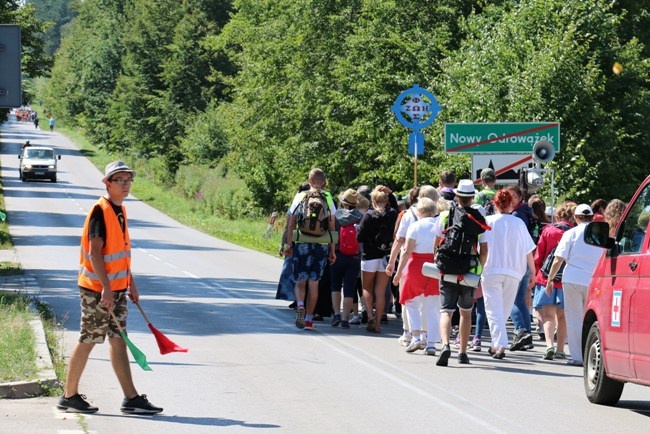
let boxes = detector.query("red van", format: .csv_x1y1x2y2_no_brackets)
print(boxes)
582,175,650,405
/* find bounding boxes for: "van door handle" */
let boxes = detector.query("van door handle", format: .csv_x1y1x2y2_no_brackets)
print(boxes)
629,260,638,271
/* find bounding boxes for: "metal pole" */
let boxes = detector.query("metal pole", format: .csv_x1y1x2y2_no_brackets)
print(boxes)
550,169,555,224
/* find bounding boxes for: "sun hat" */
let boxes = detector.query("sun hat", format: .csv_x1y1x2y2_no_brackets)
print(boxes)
340,188,358,206
453,179,476,197
480,168,496,181
575,204,594,216
103,161,136,183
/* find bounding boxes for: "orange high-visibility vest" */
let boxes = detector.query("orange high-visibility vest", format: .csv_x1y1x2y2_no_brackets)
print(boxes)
78,197,131,292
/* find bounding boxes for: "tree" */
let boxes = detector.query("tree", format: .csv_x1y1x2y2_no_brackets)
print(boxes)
437,0,650,202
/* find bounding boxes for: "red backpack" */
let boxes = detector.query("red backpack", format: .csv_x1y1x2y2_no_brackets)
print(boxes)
339,224,359,255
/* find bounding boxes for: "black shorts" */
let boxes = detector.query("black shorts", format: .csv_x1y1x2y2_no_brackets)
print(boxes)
440,282,475,312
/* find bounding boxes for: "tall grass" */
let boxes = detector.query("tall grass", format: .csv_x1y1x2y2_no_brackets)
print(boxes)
0,293,38,382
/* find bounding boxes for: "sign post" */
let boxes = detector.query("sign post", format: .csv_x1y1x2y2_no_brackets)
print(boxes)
391,84,442,186
0,25,22,108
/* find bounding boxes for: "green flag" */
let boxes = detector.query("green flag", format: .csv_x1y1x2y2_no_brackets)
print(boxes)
120,331,152,371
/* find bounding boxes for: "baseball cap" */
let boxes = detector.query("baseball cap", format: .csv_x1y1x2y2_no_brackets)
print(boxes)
480,168,496,181
575,204,594,216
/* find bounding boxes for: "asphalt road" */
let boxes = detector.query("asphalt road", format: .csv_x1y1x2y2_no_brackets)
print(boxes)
1,115,649,433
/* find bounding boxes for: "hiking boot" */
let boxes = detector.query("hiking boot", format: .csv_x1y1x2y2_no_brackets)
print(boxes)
509,330,531,351
331,314,341,327
470,337,482,352
295,306,306,329
458,352,471,364
121,394,163,415
57,394,98,414
436,344,452,367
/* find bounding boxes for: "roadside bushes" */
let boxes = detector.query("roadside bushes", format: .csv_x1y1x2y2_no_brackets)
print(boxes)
175,164,261,220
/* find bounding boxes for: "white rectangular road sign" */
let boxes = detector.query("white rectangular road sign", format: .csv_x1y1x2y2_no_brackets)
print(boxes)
472,154,534,185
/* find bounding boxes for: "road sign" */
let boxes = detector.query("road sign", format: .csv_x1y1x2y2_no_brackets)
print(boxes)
471,154,534,185
408,132,424,155
391,84,442,132
0,25,22,108
445,122,560,153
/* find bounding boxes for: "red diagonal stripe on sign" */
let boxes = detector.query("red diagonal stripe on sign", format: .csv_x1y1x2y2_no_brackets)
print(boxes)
449,123,558,152
474,155,533,185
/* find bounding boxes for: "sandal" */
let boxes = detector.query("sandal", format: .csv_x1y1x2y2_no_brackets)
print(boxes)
366,318,376,332
543,346,555,360
554,350,566,359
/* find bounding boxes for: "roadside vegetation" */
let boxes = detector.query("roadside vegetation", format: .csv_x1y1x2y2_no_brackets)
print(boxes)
0,293,38,382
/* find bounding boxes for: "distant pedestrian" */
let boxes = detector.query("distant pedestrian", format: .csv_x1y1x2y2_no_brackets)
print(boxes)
58,161,163,415
49,116,55,132
33,112,39,129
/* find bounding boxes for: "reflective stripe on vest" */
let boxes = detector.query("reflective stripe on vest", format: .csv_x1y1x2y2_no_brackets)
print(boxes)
78,197,131,292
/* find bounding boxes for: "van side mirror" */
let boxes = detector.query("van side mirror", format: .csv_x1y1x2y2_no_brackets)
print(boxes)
584,222,614,249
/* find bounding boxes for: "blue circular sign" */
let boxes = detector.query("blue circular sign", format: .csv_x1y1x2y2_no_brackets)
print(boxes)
391,84,442,131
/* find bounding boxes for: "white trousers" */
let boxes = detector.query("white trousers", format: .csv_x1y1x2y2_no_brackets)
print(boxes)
482,274,519,349
405,294,441,345
562,282,589,363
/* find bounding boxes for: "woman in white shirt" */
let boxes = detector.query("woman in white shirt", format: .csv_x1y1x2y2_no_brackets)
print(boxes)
480,189,536,359
392,197,440,355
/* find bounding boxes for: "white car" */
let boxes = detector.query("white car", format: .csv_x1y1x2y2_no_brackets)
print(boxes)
18,146,60,182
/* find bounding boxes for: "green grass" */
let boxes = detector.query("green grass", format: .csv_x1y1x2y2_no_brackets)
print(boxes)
0,293,38,382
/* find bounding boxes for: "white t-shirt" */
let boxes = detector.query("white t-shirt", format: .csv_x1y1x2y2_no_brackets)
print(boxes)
395,207,419,239
554,222,603,286
406,216,438,253
481,213,536,280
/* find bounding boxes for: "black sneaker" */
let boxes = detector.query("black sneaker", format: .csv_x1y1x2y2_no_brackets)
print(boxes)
380,313,389,324
436,344,452,367
509,330,531,351
458,352,471,364
121,394,163,415
57,394,98,414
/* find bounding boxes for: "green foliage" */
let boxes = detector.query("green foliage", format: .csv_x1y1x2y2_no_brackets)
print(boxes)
39,0,650,210
0,293,38,383
438,0,650,203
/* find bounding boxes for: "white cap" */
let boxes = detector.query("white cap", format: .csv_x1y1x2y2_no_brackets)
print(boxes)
575,204,594,216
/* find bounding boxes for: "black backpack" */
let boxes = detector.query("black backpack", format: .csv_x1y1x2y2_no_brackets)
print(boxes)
435,205,489,275
540,223,572,281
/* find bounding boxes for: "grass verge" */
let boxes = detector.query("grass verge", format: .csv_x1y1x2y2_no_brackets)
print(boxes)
0,293,38,382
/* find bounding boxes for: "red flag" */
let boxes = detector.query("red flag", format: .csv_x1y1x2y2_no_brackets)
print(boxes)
135,302,188,355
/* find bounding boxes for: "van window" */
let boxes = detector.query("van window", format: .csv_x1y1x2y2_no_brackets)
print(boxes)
616,185,650,254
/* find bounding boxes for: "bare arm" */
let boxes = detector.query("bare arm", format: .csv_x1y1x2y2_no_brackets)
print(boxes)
393,238,415,286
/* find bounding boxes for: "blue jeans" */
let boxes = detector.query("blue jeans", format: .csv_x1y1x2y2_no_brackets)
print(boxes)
473,296,487,338
510,269,532,334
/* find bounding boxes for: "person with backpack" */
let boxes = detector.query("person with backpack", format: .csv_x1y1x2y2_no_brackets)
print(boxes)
356,186,398,333
330,189,362,329
480,189,537,360
474,168,498,216
432,180,490,366
504,185,537,351
284,168,337,330
533,203,574,360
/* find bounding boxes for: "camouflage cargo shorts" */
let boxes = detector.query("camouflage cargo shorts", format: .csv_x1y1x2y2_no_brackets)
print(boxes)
78,287,128,344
